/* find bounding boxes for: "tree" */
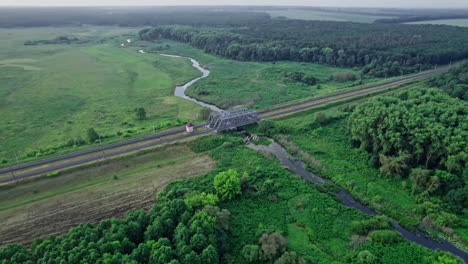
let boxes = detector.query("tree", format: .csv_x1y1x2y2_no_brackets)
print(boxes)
202,205,231,231
136,107,146,120
200,245,218,264
274,251,306,264
356,250,376,264
213,169,241,200
185,192,219,209
259,232,287,260
379,151,410,177
87,128,99,143
241,244,261,263
444,187,468,214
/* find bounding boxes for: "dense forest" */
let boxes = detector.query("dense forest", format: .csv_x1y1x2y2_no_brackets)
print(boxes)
374,14,468,24
348,88,467,214
429,62,468,100
140,21,468,77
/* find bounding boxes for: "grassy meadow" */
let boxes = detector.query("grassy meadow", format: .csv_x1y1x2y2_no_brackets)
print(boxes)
1,28,388,163
265,9,395,23
138,39,387,109
406,19,468,27
0,27,205,162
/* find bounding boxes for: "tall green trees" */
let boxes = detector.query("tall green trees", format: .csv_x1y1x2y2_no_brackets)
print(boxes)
348,88,467,175
1,199,229,264
213,169,242,200
348,88,467,212
141,22,468,77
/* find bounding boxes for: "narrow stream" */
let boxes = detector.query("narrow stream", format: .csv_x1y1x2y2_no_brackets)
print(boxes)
248,139,468,262
159,54,222,112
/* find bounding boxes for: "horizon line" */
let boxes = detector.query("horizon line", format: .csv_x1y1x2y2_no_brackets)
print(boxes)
1,5,468,9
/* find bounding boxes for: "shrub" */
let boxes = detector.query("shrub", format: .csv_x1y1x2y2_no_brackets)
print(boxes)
332,72,356,82
356,250,376,264
185,192,219,209
368,230,402,244
189,137,224,153
0,158,8,164
87,128,100,143
315,112,328,125
350,216,392,235
46,171,60,178
136,107,146,120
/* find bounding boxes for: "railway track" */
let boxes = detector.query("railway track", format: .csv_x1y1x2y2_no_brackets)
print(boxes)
0,65,456,183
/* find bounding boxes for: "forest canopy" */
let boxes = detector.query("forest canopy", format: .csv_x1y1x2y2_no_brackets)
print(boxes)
429,62,468,101
140,21,468,77
348,88,466,175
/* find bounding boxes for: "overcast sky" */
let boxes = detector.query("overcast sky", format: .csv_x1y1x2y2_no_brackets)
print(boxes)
1,0,467,9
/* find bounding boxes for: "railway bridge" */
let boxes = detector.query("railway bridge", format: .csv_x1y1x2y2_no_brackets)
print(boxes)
208,106,259,131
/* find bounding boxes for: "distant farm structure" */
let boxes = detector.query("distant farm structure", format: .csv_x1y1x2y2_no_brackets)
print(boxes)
208,107,259,131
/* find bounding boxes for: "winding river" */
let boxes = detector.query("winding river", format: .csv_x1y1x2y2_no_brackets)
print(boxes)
248,139,468,262
143,46,467,262
159,54,222,112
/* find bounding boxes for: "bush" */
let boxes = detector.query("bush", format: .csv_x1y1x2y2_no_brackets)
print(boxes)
185,192,219,209
367,155,380,169
350,216,392,235
189,137,224,153
356,250,376,264
87,128,100,143
368,230,402,244
315,112,328,125
46,171,60,178
0,158,8,164
332,72,356,82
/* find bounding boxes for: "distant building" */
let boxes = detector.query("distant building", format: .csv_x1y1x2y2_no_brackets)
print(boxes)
186,123,195,133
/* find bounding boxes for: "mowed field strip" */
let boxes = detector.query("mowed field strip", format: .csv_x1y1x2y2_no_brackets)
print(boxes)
0,144,215,245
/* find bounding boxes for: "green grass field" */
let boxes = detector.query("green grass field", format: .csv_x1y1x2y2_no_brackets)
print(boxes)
138,39,386,109
266,9,395,23
0,27,205,161
0,28,387,163
406,19,468,27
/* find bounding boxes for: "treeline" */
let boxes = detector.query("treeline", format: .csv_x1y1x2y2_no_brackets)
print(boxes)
140,21,468,77
0,200,226,264
429,62,468,100
348,88,467,213
375,14,468,24
0,7,270,28
24,36,82,46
